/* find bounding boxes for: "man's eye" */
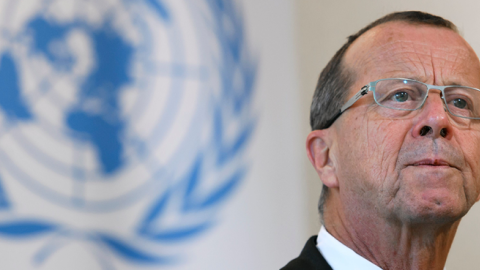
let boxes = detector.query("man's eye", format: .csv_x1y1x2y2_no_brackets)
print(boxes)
393,91,409,102
452,98,467,109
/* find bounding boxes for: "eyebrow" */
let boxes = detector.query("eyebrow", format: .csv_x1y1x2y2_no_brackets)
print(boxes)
386,75,465,87
386,75,425,83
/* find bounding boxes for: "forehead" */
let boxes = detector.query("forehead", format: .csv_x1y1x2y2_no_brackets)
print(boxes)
344,21,480,88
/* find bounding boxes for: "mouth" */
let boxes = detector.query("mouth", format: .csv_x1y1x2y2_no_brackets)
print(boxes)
409,159,457,169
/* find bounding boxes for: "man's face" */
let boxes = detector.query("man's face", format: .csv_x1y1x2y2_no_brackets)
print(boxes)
332,22,480,224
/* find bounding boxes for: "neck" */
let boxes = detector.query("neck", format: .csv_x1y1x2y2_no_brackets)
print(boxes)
324,196,460,270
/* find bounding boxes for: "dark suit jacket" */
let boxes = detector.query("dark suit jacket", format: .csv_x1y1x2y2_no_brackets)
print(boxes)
281,236,333,270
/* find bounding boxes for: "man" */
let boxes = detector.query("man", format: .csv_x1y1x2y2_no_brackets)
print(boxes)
282,11,480,270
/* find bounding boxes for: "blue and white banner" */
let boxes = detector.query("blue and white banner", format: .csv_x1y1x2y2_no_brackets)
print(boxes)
0,0,307,269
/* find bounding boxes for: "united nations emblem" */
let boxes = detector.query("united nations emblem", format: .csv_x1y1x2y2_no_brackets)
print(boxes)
0,0,255,268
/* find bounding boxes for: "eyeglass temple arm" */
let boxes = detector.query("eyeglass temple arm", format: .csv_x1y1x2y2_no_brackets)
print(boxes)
322,86,369,129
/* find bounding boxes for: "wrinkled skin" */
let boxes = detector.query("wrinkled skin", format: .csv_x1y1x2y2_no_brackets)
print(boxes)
307,21,480,270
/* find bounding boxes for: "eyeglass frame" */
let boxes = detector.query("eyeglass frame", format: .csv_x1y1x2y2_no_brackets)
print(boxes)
322,78,480,129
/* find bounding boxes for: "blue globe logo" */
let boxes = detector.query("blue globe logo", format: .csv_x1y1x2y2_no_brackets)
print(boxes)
0,0,255,267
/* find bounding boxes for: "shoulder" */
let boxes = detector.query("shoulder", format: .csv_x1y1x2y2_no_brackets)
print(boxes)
280,236,332,270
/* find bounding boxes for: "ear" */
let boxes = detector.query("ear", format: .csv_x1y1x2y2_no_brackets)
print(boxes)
306,130,339,188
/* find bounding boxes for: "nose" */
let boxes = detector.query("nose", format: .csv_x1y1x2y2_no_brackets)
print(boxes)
412,92,452,139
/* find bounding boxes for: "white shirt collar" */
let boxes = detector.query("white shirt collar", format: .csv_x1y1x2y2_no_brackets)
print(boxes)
316,226,446,270
316,226,383,270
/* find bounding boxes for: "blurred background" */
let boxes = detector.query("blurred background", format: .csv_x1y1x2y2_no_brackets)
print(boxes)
0,0,479,269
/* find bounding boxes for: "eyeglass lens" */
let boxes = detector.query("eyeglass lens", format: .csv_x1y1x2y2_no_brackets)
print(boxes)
373,79,480,120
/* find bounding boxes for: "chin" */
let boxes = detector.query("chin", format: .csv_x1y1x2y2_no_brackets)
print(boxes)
393,168,472,225
398,191,469,225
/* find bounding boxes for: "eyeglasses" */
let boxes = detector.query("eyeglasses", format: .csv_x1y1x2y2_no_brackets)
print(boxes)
323,78,480,128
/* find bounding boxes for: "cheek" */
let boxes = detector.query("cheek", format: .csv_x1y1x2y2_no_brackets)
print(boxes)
337,117,409,194
458,131,480,195
364,120,408,180
461,135,480,168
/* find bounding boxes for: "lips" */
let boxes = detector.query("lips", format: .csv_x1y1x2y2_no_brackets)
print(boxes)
410,158,456,169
